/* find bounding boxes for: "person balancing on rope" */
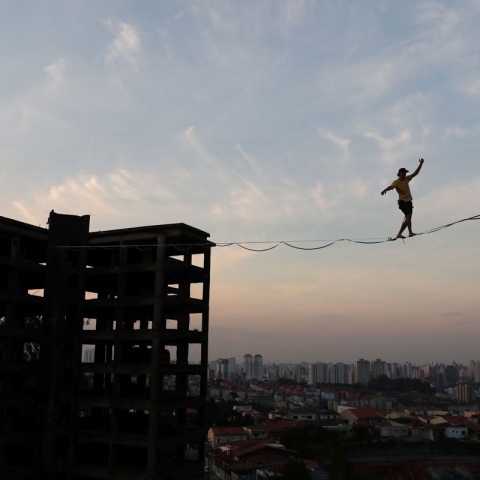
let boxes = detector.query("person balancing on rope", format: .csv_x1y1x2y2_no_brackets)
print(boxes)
381,158,425,239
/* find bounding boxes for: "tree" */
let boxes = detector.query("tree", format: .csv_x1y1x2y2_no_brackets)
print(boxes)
278,459,311,480
228,391,239,401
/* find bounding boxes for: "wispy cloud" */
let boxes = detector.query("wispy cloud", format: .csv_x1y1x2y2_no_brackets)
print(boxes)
416,2,461,37
276,0,315,35
183,126,216,164
105,20,141,69
229,177,269,220
319,128,350,161
43,58,66,91
236,144,259,169
11,169,174,229
364,130,412,164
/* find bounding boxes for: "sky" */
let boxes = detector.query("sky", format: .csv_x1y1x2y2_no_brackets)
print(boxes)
1,1,480,366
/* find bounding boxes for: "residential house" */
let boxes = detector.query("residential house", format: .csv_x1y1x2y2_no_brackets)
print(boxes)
407,421,435,441
243,423,269,440
208,426,248,446
287,407,317,422
232,443,297,464
340,407,384,436
339,407,384,425
376,420,409,439
214,439,298,479
436,416,480,440
444,424,469,439
317,410,340,421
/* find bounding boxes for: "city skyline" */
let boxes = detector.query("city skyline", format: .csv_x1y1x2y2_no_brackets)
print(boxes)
2,1,480,364
211,355,480,370
209,355,480,392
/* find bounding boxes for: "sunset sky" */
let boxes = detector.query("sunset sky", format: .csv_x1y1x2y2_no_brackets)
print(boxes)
1,1,479,365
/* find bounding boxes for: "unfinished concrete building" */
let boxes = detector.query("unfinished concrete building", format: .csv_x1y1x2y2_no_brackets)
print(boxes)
0,211,213,479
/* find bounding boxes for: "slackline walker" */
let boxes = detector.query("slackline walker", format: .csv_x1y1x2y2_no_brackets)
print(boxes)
381,158,425,239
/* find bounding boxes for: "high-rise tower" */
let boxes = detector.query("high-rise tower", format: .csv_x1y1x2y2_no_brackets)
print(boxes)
243,354,253,380
253,354,263,380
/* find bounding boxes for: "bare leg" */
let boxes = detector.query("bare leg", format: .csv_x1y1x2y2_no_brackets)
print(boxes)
397,214,415,239
406,214,416,237
396,218,407,239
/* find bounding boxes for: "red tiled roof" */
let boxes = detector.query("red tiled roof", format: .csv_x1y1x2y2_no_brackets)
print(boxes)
245,453,291,465
263,420,300,433
349,407,384,419
231,441,297,460
224,439,274,450
252,412,267,419
409,415,430,424
232,459,288,472
233,443,282,458
263,421,286,433
442,417,480,432
407,421,434,429
376,420,394,427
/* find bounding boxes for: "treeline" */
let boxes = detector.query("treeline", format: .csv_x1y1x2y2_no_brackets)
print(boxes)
281,424,378,480
367,375,435,393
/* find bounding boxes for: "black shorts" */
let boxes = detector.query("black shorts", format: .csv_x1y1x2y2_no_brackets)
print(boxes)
398,200,413,216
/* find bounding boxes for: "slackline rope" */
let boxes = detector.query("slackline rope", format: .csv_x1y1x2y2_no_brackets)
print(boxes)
43,213,480,253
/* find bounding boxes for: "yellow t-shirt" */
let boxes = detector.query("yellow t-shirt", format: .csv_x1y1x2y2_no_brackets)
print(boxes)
391,175,413,202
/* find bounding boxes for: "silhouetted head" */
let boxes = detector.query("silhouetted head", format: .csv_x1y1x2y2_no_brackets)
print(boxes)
397,167,408,179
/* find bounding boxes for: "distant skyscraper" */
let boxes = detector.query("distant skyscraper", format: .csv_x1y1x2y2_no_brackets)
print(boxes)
216,358,229,379
403,362,412,379
267,364,280,381
244,354,253,380
327,363,335,383
355,359,370,386
335,363,348,384
445,365,458,386
228,357,236,376
311,363,350,385
308,363,316,385
390,362,403,379
253,354,263,380
473,361,480,382
348,365,355,385
315,362,328,384
371,358,386,379
457,382,475,403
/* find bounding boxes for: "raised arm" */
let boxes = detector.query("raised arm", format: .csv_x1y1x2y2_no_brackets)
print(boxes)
410,158,425,178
